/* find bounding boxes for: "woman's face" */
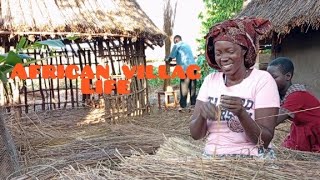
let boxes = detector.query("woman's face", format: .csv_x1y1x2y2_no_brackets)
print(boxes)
214,41,246,75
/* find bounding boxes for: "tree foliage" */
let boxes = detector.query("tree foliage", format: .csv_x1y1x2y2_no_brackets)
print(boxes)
195,0,243,88
197,0,243,51
0,38,67,83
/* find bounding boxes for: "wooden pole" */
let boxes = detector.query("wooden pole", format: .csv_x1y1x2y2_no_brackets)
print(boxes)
0,109,21,177
163,0,178,91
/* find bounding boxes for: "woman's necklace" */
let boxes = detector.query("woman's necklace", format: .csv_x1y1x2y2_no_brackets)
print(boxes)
224,69,249,86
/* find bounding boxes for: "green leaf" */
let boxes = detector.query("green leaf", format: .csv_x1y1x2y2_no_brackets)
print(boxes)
27,43,43,50
17,53,34,60
0,64,14,83
0,71,8,83
0,55,6,63
16,37,27,51
3,65,14,73
0,53,33,60
35,39,65,48
66,36,80,41
6,51,22,66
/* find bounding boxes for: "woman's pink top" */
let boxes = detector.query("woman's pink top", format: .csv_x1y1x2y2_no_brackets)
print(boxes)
197,68,280,156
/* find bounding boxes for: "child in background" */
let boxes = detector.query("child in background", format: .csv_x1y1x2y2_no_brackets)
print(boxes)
267,57,320,152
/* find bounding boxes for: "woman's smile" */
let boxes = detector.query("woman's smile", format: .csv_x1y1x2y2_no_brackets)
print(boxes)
222,64,233,70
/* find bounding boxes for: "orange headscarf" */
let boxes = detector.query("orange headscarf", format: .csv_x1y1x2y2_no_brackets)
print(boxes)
205,17,272,70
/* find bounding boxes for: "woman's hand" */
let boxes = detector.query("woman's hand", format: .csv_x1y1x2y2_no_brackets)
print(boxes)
190,100,215,140
200,101,219,120
220,95,246,117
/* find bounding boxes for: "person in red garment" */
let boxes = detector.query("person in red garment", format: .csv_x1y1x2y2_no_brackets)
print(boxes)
267,57,320,152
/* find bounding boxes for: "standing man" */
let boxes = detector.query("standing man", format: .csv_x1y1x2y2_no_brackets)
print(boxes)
166,35,197,112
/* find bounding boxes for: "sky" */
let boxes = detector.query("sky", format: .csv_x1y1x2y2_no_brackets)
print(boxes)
135,0,205,61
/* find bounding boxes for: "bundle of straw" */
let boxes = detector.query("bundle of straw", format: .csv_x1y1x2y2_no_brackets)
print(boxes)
18,135,319,180
7,107,320,179
5,108,192,179
55,147,320,180
117,156,320,179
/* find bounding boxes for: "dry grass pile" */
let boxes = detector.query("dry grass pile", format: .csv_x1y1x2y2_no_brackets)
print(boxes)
5,108,192,179
7,107,320,179
56,160,319,180
116,156,320,179
54,136,320,180
51,121,319,179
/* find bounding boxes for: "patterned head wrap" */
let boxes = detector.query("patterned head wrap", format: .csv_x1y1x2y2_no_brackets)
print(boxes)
205,17,272,70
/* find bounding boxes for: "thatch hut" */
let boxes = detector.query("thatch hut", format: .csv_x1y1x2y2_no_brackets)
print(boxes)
238,0,320,98
0,0,166,117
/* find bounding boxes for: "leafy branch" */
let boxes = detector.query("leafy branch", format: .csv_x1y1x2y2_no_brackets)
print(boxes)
195,0,243,87
0,37,76,83
197,0,243,51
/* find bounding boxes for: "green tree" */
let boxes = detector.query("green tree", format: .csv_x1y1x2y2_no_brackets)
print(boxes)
197,0,243,51
195,0,243,88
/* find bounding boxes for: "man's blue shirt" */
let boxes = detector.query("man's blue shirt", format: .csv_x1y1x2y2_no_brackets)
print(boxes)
169,41,196,71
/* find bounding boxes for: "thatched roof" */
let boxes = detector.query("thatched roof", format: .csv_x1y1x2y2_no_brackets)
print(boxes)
0,0,165,45
237,0,320,36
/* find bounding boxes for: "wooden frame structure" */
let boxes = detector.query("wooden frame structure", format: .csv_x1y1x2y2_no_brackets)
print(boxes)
0,0,166,119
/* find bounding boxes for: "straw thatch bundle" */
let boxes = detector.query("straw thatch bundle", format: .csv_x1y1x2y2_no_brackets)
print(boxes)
116,157,320,179
52,136,320,180
68,121,312,179
4,108,192,179
0,0,165,45
6,107,320,179
237,0,320,36
12,121,320,179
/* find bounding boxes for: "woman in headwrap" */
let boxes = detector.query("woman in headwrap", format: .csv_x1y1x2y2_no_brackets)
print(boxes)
190,17,280,158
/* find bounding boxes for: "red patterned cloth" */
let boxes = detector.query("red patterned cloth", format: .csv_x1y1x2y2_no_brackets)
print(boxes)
205,17,271,70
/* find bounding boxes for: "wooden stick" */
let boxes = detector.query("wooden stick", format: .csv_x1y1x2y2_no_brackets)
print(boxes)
28,49,37,111
63,49,69,108
92,41,98,66
46,49,54,110
123,38,133,115
40,52,50,109
141,39,150,113
69,51,75,108
128,39,137,113
87,49,93,101
105,39,116,76
82,48,91,103
57,52,61,109
50,50,56,110
37,49,46,111
23,78,28,114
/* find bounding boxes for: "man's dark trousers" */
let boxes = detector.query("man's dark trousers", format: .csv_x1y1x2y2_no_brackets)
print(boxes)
179,77,196,108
